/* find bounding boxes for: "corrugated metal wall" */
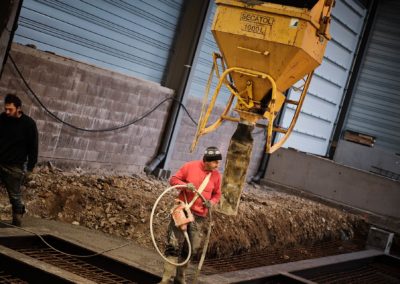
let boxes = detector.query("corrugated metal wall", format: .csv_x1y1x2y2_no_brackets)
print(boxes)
276,0,367,155
13,0,183,83
344,0,400,153
0,0,22,76
185,3,232,103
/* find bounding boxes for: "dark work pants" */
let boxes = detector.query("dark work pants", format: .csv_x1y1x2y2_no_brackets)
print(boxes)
0,165,25,214
165,214,206,260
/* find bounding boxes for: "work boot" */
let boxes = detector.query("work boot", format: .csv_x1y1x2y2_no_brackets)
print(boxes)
159,256,177,284
174,262,188,284
12,213,23,227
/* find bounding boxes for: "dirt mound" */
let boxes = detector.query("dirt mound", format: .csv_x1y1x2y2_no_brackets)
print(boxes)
0,166,367,258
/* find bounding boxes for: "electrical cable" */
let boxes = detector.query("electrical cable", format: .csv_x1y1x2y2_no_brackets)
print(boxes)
0,219,131,258
8,54,197,132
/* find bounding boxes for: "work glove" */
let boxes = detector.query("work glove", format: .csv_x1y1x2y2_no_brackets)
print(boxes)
186,183,196,192
203,200,212,209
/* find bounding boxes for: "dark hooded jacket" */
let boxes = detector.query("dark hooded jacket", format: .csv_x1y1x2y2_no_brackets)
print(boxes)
0,112,38,171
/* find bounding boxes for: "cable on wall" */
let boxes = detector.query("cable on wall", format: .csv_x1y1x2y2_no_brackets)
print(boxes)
8,54,198,132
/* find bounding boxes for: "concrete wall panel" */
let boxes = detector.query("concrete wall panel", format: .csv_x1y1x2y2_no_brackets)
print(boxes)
264,148,400,219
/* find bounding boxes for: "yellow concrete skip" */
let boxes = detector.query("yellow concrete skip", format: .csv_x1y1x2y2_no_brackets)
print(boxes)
192,0,334,215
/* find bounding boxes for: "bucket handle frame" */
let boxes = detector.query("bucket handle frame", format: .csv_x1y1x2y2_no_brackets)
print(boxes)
190,52,314,154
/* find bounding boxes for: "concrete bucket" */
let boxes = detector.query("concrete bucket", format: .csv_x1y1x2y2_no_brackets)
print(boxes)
191,0,335,215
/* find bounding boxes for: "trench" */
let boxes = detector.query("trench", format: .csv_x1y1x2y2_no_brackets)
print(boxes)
293,255,400,284
0,235,159,284
231,254,400,284
200,238,366,274
0,252,72,284
0,231,399,283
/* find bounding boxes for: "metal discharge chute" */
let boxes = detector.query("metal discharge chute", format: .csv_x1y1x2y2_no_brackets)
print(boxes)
191,0,335,215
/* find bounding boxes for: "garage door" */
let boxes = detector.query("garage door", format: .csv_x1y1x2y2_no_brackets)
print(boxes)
344,0,400,153
13,0,184,83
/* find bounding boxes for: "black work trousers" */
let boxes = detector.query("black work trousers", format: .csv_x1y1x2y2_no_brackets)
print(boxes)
0,164,25,214
165,214,207,260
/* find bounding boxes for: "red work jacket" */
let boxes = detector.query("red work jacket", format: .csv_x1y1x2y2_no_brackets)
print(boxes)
169,160,221,217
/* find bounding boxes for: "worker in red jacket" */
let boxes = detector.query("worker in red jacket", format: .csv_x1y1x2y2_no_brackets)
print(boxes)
159,146,222,284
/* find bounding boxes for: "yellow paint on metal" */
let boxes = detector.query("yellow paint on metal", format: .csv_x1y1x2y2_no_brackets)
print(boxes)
212,0,329,98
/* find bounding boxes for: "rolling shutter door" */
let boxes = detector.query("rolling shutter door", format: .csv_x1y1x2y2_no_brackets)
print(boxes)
13,0,184,83
185,3,231,103
344,0,400,153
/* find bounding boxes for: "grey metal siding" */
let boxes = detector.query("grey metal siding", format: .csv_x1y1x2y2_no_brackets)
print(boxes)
277,0,367,155
13,0,183,83
344,0,400,152
186,4,231,104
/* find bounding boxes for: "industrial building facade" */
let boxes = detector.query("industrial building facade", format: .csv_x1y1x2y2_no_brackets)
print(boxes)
0,0,399,216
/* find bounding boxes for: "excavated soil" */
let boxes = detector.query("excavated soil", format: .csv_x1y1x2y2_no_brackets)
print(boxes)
0,165,368,259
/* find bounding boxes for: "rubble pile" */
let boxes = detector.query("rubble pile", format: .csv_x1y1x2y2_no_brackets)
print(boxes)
0,165,367,258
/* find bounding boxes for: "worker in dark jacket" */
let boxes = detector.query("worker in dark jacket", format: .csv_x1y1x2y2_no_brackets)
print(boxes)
0,94,38,226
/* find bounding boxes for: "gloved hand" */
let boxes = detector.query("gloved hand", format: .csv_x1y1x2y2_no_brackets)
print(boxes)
203,200,212,209
186,183,196,192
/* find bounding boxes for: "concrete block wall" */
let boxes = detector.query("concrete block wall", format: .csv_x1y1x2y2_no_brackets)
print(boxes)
0,44,174,172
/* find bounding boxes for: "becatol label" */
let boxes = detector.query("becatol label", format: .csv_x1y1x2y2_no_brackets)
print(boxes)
240,12,274,36
240,12,274,26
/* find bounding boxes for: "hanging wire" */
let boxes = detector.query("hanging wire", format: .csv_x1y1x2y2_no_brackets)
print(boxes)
8,54,197,132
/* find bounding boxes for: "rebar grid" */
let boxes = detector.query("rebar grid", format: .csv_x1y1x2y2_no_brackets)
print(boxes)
307,262,400,284
200,239,365,274
0,270,28,284
8,246,135,284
